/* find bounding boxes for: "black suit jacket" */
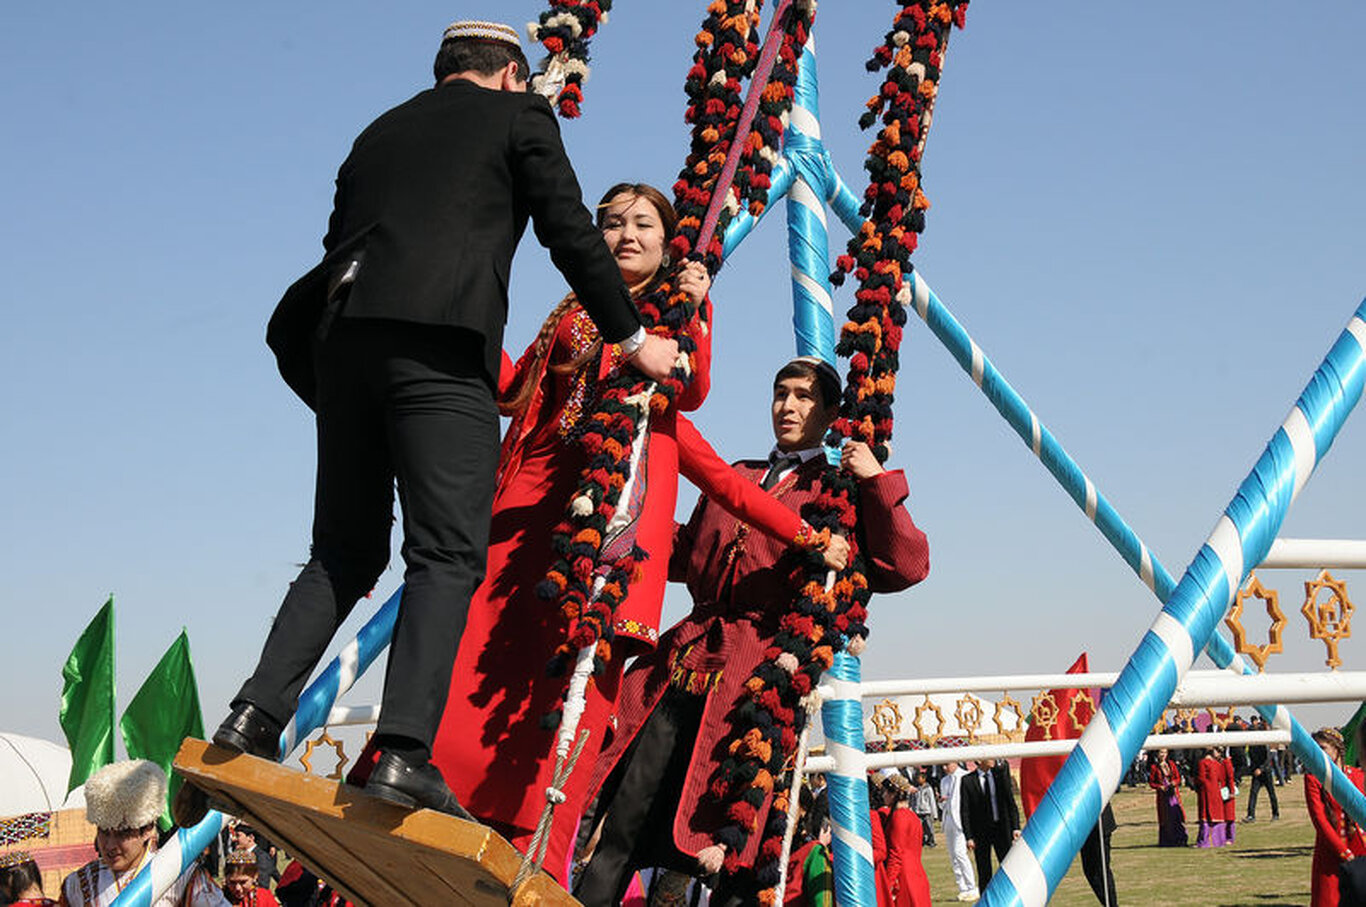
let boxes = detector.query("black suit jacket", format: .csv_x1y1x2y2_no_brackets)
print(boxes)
268,78,641,406
959,765,1021,843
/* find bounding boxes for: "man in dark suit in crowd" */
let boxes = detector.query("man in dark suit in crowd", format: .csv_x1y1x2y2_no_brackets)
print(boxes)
960,758,1022,888
1245,714,1280,821
213,20,679,816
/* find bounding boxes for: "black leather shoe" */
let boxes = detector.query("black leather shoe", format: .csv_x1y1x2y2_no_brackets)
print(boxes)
365,752,473,821
212,704,283,760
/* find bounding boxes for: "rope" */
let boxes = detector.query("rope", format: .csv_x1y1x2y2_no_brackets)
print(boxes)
511,723,593,897
694,0,796,257
771,694,819,899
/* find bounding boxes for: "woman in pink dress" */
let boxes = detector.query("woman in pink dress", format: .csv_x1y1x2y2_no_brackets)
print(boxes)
1148,746,1188,846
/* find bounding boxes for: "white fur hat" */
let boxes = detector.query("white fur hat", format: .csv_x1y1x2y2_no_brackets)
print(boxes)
84,760,166,830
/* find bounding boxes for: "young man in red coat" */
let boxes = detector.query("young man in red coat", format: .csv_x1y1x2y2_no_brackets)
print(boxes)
574,357,931,906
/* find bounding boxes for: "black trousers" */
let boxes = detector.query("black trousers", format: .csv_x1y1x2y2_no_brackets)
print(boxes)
1081,814,1118,906
236,318,499,750
971,828,1012,889
575,688,707,906
1246,769,1279,818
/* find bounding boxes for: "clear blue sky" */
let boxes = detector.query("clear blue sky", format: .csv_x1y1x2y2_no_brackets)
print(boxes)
3,3,1364,748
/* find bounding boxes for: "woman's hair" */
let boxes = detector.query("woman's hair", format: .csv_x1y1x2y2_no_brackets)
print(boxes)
499,182,679,416
0,854,44,902
1314,726,1345,756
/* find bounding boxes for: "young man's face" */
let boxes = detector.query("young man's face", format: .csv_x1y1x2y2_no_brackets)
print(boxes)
95,825,154,874
771,374,834,451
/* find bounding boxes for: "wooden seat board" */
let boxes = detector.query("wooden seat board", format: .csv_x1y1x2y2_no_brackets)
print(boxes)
173,739,577,907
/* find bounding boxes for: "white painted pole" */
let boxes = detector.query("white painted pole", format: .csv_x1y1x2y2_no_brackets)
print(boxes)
802,729,1292,775
1260,538,1366,569
836,670,1366,704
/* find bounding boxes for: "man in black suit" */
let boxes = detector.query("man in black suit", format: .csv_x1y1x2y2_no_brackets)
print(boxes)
213,20,679,815
960,758,1022,888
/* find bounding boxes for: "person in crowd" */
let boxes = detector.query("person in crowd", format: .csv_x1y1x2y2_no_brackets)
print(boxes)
1228,716,1250,783
573,356,929,905
1195,746,1227,848
938,760,978,902
0,851,56,906
960,758,1021,889
1306,727,1366,907
212,19,680,818
869,776,892,907
228,825,278,892
222,849,280,907
910,769,937,848
274,861,351,907
1080,803,1119,906
61,761,227,906
1148,747,1188,847
345,187,849,878
784,797,834,907
883,774,932,907
1221,744,1239,845
1245,715,1280,822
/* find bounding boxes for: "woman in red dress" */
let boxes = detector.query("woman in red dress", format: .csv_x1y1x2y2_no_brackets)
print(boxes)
417,182,845,878
1148,746,1188,847
883,775,932,907
1195,746,1227,847
1306,727,1366,907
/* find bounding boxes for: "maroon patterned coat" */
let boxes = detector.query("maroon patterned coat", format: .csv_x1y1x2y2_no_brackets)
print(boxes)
586,455,930,866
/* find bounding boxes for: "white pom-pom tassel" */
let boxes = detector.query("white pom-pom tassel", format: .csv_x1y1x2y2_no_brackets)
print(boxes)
571,495,594,517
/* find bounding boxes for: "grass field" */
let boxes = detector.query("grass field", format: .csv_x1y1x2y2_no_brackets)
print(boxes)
922,781,1316,906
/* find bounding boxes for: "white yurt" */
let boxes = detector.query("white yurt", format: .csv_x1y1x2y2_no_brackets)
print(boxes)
0,732,85,815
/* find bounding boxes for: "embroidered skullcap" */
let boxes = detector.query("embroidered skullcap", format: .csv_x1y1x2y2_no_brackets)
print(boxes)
782,355,842,404
1314,726,1346,751
882,772,913,796
84,760,166,831
0,849,35,869
442,20,522,48
225,848,258,871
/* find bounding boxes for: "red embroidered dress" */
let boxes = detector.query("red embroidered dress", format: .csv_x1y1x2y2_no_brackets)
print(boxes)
424,298,812,875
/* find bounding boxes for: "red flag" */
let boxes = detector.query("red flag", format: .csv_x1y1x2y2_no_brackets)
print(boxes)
1019,653,1096,818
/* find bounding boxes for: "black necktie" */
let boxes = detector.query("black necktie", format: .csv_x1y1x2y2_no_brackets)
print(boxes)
761,452,802,490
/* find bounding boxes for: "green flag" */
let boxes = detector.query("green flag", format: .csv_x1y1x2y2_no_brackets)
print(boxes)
59,596,116,794
1343,702,1366,768
121,629,205,829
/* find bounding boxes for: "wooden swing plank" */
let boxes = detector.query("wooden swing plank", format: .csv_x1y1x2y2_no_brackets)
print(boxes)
172,738,577,907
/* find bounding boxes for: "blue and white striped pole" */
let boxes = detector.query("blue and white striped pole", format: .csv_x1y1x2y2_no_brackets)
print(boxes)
783,34,877,906
822,651,879,906
782,34,837,360
905,268,1366,829
110,815,230,907
281,586,402,755
722,30,880,904
113,588,404,907
981,300,1366,907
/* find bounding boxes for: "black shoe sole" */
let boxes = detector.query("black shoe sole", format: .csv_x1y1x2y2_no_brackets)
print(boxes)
366,781,475,822
366,781,419,810
212,727,252,755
